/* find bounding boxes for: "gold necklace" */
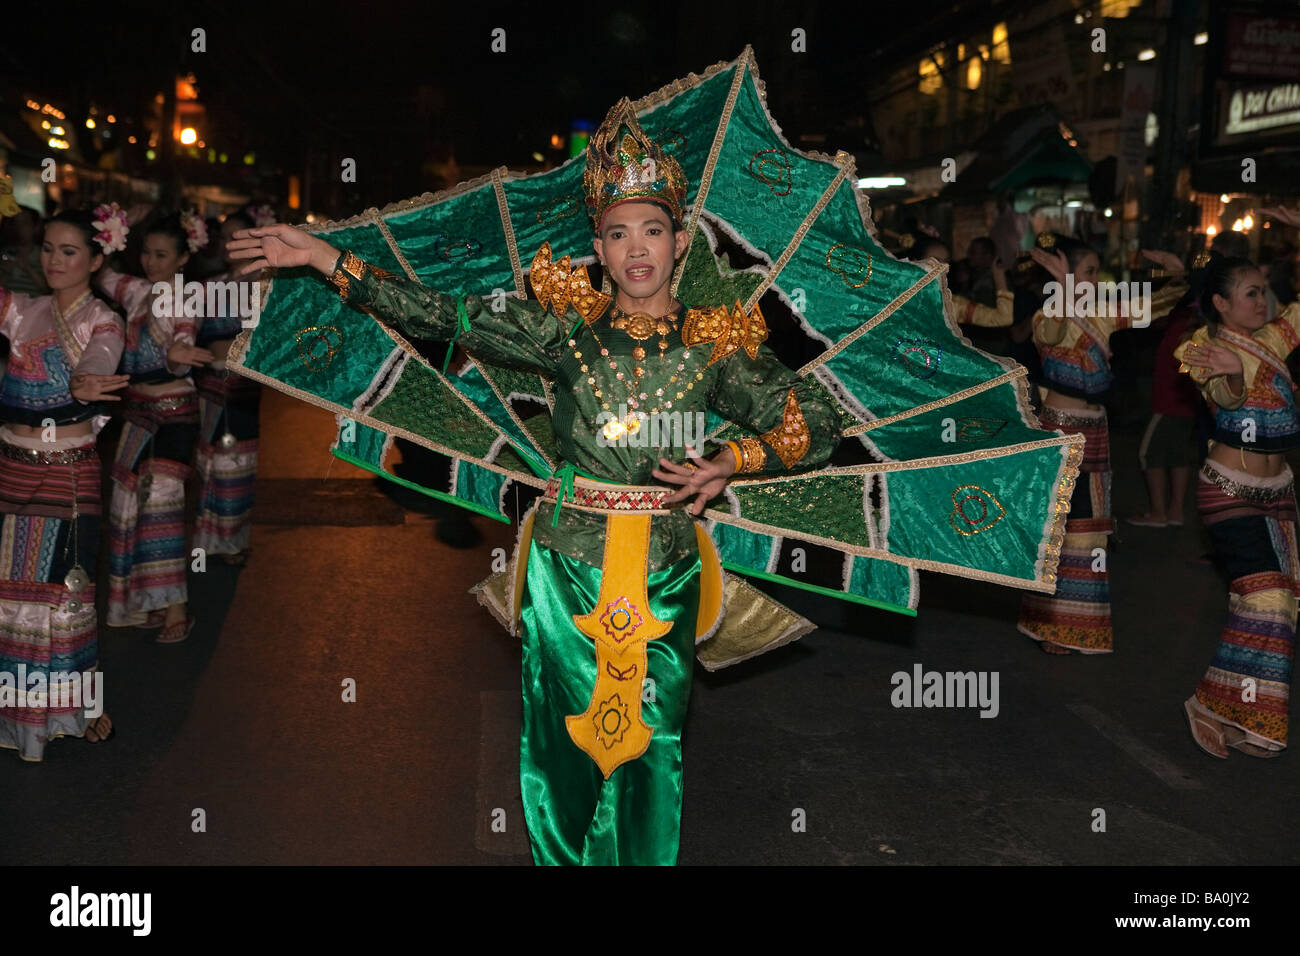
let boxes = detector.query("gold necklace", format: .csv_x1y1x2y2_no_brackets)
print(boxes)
569,323,706,442
609,301,680,369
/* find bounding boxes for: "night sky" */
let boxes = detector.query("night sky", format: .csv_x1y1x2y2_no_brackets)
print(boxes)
2,0,1013,204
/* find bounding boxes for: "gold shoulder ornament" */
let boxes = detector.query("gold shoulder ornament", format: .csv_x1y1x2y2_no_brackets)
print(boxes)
681,300,769,367
529,241,612,324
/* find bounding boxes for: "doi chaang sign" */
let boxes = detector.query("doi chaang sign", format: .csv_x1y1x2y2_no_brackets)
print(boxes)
1225,83,1300,135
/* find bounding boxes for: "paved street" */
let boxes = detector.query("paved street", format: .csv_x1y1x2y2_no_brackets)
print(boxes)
2,386,1296,866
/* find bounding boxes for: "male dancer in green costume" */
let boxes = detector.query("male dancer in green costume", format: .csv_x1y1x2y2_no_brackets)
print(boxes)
228,100,840,865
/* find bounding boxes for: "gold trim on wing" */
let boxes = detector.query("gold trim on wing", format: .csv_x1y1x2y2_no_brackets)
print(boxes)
843,368,1027,436
742,158,854,314
491,169,527,297
670,48,752,299
795,264,944,376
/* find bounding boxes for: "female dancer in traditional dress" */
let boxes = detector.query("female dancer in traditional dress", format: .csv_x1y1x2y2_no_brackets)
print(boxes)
0,206,128,759
227,103,842,864
1176,244,1299,758
897,233,1015,328
1017,236,1187,654
99,211,214,642
193,209,266,566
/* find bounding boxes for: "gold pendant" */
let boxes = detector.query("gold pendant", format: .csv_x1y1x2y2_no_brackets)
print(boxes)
625,413,641,434
602,418,627,441
615,312,658,340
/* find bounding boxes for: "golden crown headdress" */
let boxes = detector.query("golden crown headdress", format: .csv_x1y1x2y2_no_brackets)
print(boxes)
583,97,688,232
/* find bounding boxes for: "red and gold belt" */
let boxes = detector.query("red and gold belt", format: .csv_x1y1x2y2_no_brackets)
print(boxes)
542,475,672,514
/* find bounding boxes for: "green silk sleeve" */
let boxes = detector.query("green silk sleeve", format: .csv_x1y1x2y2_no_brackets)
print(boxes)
706,343,840,476
338,251,567,377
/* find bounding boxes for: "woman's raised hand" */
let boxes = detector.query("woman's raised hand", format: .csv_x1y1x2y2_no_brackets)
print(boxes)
1260,207,1300,230
1141,249,1186,275
1029,247,1068,284
226,225,338,277
1182,341,1243,377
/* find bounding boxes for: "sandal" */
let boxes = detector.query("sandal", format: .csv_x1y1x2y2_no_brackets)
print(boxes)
141,610,166,630
1184,697,1229,759
85,714,115,743
1040,641,1072,655
1230,740,1282,758
1127,514,1167,527
157,616,195,644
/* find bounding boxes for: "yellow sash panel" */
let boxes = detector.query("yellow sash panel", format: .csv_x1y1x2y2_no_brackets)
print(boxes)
565,513,671,778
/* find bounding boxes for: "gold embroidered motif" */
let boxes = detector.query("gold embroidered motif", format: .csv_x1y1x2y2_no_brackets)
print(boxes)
681,300,768,367
736,436,767,473
760,390,810,468
948,485,1008,536
529,242,611,324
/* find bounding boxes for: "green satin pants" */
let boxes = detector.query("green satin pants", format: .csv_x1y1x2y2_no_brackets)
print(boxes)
519,538,700,866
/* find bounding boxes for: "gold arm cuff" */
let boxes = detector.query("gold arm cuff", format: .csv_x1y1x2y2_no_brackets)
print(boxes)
736,436,767,473
329,250,366,302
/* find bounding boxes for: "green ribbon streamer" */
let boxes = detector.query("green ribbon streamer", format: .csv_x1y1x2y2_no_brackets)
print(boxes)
548,461,611,527
441,296,473,375
552,462,576,527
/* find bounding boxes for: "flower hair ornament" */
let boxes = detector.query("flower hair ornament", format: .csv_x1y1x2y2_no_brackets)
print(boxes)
91,203,129,254
0,173,21,220
1036,232,1056,250
179,208,209,253
246,203,276,227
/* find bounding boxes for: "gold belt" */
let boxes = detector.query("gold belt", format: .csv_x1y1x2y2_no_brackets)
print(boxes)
0,437,97,464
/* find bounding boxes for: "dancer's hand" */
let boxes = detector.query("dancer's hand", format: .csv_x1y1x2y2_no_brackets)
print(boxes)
167,342,215,367
227,224,339,277
1030,247,1068,284
1141,249,1186,275
653,445,736,516
70,372,130,403
1182,342,1242,377
1260,206,1300,230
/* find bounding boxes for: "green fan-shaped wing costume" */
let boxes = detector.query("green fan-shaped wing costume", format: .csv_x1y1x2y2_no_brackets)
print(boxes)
230,46,1080,644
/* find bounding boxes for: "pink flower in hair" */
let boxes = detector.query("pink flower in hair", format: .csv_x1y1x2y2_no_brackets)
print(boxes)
179,208,208,253
91,203,129,254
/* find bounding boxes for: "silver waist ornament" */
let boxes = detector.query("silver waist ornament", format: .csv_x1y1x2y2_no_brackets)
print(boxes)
63,465,88,612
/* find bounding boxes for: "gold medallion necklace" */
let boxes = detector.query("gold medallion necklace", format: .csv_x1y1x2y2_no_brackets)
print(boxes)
608,300,681,371
568,307,706,442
